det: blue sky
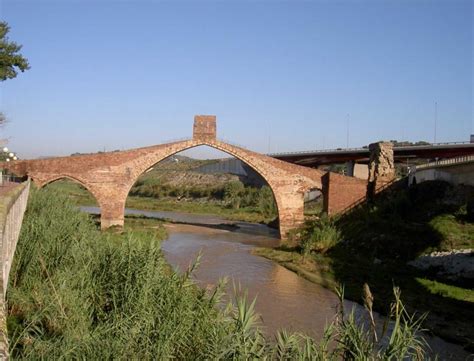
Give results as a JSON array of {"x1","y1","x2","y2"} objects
[{"x1": 0, "y1": 0, "x2": 472, "y2": 159}]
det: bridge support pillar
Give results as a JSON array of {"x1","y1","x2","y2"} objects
[
  {"x1": 346, "y1": 160, "x2": 355, "y2": 177},
  {"x1": 345, "y1": 161, "x2": 369, "y2": 180},
  {"x1": 100, "y1": 199, "x2": 126, "y2": 230},
  {"x1": 277, "y1": 192, "x2": 305, "y2": 242},
  {"x1": 367, "y1": 142, "x2": 395, "y2": 202}
]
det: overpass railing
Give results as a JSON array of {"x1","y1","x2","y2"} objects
[
  {"x1": 269, "y1": 140, "x2": 474, "y2": 157},
  {"x1": 412, "y1": 155, "x2": 474, "y2": 171},
  {"x1": 424, "y1": 141, "x2": 473, "y2": 146},
  {"x1": 269, "y1": 147, "x2": 367, "y2": 157}
]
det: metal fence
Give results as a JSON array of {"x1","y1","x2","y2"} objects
[{"x1": 413, "y1": 154, "x2": 474, "y2": 171}]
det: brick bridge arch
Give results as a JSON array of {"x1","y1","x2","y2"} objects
[
  {"x1": 1, "y1": 116, "x2": 368, "y2": 239},
  {"x1": 124, "y1": 138, "x2": 326, "y2": 236},
  {"x1": 41, "y1": 175, "x2": 101, "y2": 204}
]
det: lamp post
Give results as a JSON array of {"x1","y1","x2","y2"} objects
[
  {"x1": 2, "y1": 147, "x2": 17, "y2": 162},
  {"x1": 1, "y1": 147, "x2": 19, "y2": 185}
]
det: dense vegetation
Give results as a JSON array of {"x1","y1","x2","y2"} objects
[
  {"x1": 47, "y1": 164, "x2": 279, "y2": 224},
  {"x1": 131, "y1": 176, "x2": 277, "y2": 219},
  {"x1": 338, "y1": 180, "x2": 473, "y2": 258},
  {"x1": 255, "y1": 180, "x2": 474, "y2": 348},
  {"x1": 7, "y1": 188, "x2": 431, "y2": 359},
  {"x1": 127, "y1": 156, "x2": 278, "y2": 220},
  {"x1": 299, "y1": 215, "x2": 342, "y2": 257}
]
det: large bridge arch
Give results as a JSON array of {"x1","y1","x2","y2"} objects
[
  {"x1": 121, "y1": 140, "x2": 290, "y2": 236},
  {"x1": 97, "y1": 137, "x2": 321, "y2": 238}
]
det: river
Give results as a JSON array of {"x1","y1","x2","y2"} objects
[{"x1": 82, "y1": 207, "x2": 470, "y2": 360}]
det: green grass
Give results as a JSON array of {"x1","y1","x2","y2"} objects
[
  {"x1": 304, "y1": 198, "x2": 323, "y2": 216},
  {"x1": 429, "y1": 214, "x2": 474, "y2": 250},
  {"x1": 45, "y1": 179, "x2": 98, "y2": 206},
  {"x1": 125, "y1": 196, "x2": 273, "y2": 223},
  {"x1": 416, "y1": 278, "x2": 474, "y2": 303},
  {"x1": 0, "y1": 181, "x2": 29, "y2": 226}
]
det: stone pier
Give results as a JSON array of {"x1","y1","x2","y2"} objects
[{"x1": 367, "y1": 142, "x2": 395, "y2": 201}]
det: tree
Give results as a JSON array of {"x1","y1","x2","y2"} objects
[
  {"x1": 0, "y1": 21, "x2": 29, "y2": 81},
  {"x1": 224, "y1": 181, "x2": 245, "y2": 209},
  {"x1": 0, "y1": 21, "x2": 29, "y2": 132}
]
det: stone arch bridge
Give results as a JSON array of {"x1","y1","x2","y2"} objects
[{"x1": 1, "y1": 116, "x2": 368, "y2": 239}]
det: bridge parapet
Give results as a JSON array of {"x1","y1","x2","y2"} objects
[
  {"x1": 0, "y1": 180, "x2": 30, "y2": 360},
  {"x1": 409, "y1": 155, "x2": 474, "y2": 187},
  {"x1": 413, "y1": 154, "x2": 474, "y2": 171}
]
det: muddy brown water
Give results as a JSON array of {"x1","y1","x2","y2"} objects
[{"x1": 82, "y1": 207, "x2": 471, "y2": 360}]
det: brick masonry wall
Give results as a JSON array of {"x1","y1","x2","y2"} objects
[{"x1": 322, "y1": 172, "x2": 367, "y2": 215}]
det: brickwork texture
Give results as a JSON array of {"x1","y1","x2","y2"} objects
[{"x1": 0, "y1": 116, "x2": 380, "y2": 239}]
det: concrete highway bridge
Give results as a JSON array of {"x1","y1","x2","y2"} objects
[{"x1": 271, "y1": 141, "x2": 474, "y2": 167}]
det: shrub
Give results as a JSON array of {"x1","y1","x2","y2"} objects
[
  {"x1": 224, "y1": 180, "x2": 245, "y2": 209},
  {"x1": 301, "y1": 215, "x2": 341, "y2": 256},
  {"x1": 241, "y1": 187, "x2": 259, "y2": 208}
]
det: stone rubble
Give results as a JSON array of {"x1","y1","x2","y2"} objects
[{"x1": 407, "y1": 249, "x2": 474, "y2": 280}]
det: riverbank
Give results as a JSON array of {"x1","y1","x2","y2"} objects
[
  {"x1": 255, "y1": 180, "x2": 474, "y2": 352},
  {"x1": 253, "y1": 246, "x2": 474, "y2": 348},
  {"x1": 7, "y1": 187, "x2": 440, "y2": 359},
  {"x1": 44, "y1": 178, "x2": 474, "y2": 350},
  {"x1": 8, "y1": 188, "x2": 274, "y2": 359}
]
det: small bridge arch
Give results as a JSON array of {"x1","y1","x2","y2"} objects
[{"x1": 39, "y1": 174, "x2": 102, "y2": 207}]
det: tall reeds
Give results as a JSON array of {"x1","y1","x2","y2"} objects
[{"x1": 7, "y1": 188, "x2": 431, "y2": 360}]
